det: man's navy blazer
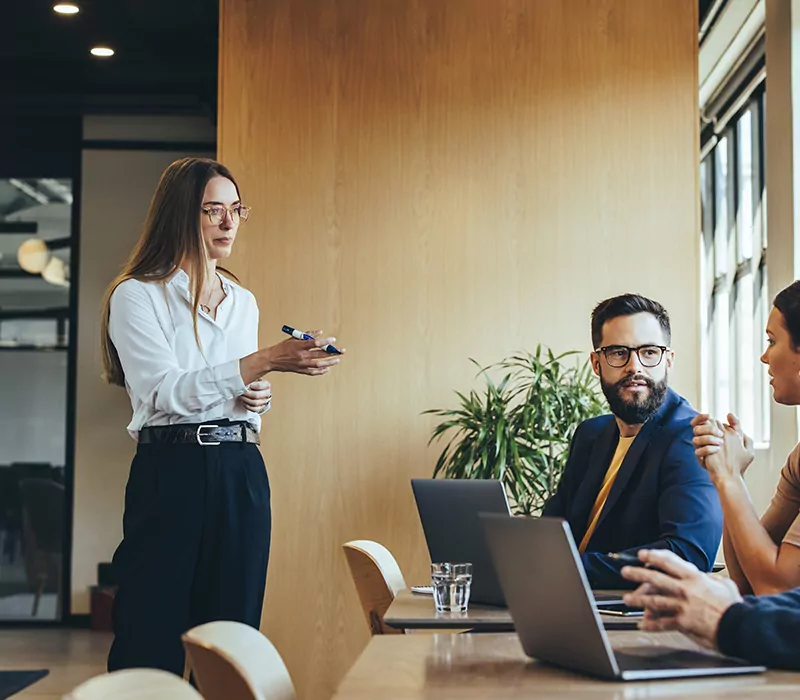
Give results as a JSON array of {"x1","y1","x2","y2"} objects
[{"x1": 542, "y1": 388, "x2": 723, "y2": 589}]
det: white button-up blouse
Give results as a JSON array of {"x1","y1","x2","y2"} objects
[{"x1": 108, "y1": 269, "x2": 264, "y2": 439}]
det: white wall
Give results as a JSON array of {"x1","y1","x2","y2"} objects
[{"x1": 71, "y1": 115, "x2": 214, "y2": 613}]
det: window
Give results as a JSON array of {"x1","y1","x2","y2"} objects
[{"x1": 700, "y1": 89, "x2": 768, "y2": 442}]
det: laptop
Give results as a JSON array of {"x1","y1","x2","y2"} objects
[
  {"x1": 411, "y1": 479, "x2": 623, "y2": 607},
  {"x1": 480, "y1": 513, "x2": 766, "y2": 681},
  {"x1": 412, "y1": 479, "x2": 510, "y2": 605}
]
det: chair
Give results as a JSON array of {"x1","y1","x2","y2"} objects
[
  {"x1": 19, "y1": 478, "x2": 64, "y2": 617},
  {"x1": 63, "y1": 668, "x2": 203, "y2": 699},
  {"x1": 343, "y1": 540, "x2": 407, "y2": 636},
  {"x1": 0, "y1": 468, "x2": 22, "y2": 567},
  {"x1": 182, "y1": 620, "x2": 296, "y2": 700}
]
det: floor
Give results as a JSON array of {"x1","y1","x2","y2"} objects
[
  {"x1": 0, "y1": 628, "x2": 111, "y2": 699},
  {"x1": 0, "y1": 532, "x2": 60, "y2": 622}
]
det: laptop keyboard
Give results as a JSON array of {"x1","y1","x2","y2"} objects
[
  {"x1": 410, "y1": 585, "x2": 434, "y2": 595},
  {"x1": 594, "y1": 593, "x2": 624, "y2": 603},
  {"x1": 614, "y1": 647, "x2": 746, "y2": 671}
]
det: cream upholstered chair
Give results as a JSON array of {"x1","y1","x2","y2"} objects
[
  {"x1": 63, "y1": 668, "x2": 203, "y2": 699},
  {"x1": 343, "y1": 539, "x2": 407, "y2": 636},
  {"x1": 182, "y1": 620, "x2": 295, "y2": 700}
]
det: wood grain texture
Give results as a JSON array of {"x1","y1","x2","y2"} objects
[
  {"x1": 385, "y1": 589, "x2": 515, "y2": 631},
  {"x1": 343, "y1": 541, "x2": 407, "y2": 635},
  {"x1": 384, "y1": 589, "x2": 643, "y2": 632},
  {"x1": 218, "y1": 1, "x2": 699, "y2": 697},
  {"x1": 333, "y1": 632, "x2": 798, "y2": 699}
]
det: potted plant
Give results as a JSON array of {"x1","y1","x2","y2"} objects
[{"x1": 424, "y1": 345, "x2": 605, "y2": 515}]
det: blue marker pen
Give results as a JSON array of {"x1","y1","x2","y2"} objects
[{"x1": 281, "y1": 325, "x2": 342, "y2": 355}]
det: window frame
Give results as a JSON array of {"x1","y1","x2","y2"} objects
[{"x1": 700, "y1": 85, "x2": 769, "y2": 443}]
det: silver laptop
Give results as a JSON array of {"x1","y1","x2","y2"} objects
[{"x1": 480, "y1": 513, "x2": 766, "y2": 681}]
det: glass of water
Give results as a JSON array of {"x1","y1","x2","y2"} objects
[{"x1": 431, "y1": 562, "x2": 472, "y2": 613}]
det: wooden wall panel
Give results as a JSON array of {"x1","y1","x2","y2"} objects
[{"x1": 219, "y1": 1, "x2": 698, "y2": 697}]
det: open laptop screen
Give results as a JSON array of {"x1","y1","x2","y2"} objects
[{"x1": 412, "y1": 479, "x2": 510, "y2": 607}]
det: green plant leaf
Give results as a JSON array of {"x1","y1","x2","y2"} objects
[{"x1": 425, "y1": 345, "x2": 604, "y2": 515}]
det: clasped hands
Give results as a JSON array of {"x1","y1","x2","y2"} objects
[
  {"x1": 239, "y1": 380, "x2": 272, "y2": 414},
  {"x1": 691, "y1": 411, "x2": 755, "y2": 484}
]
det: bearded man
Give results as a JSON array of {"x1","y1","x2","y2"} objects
[{"x1": 542, "y1": 294, "x2": 722, "y2": 588}]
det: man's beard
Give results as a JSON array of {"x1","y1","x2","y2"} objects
[{"x1": 600, "y1": 371, "x2": 669, "y2": 425}]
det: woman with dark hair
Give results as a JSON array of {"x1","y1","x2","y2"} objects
[
  {"x1": 101, "y1": 157, "x2": 343, "y2": 674},
  {"x1": 693, "y1": 280, "x2": 800, "y2": 596}
]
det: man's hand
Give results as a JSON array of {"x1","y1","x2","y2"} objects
[{"x1": 621, "y1": 549, "x2": 743, "y2": 649}]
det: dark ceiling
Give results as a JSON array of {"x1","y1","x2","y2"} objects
[
  {"x1": 7, "y1": 0, "x2": 712, "y2": 123},
  {"x1": 4, "y1": 0, "x2": 218, "y2": 119}
]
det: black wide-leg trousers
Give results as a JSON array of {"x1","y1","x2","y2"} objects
[{"x1": 107, "y1": 437, "x2": 271, "y2": 675}]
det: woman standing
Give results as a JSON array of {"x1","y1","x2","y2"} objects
[{"x1": 101, "y1": 157, "x2": 342, "y2": 674}]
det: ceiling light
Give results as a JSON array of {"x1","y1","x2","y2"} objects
[
  {"x1": 90, "y1": 46, "x2": 115, "y2": 57},
  {"x1": 16, "y1": 237, "x2": 71, "y2": 277},
  {"x1": 17, "y1": 239, "x2": 51, "y2": 274},
  {"x1": 42, "y1": 257, "x2": 70, "y2": 288},
  {"x1": 53, "y1": 3, "x2": 80, "y2": 14}
]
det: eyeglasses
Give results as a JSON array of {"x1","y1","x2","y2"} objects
[
  {"x1": 201, "y1": 204, "x2": 251, "y2": 226},
  {"x1": 594, "y1": 345, "x2": 670, "y2": 368}
]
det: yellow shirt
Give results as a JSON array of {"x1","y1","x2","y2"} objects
[{"x1": 578, "y1": 435, "x2": 635, "y2": 553}]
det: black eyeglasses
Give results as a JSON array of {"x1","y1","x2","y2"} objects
[{"x1": 594, "y1": 345, "x2": 670, "y2": 368}]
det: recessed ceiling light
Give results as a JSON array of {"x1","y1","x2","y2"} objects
[
  {"x1": 53, "y1": 3, "x2": 80, "y2": 14},
  {"x1": 90, "y1": 46, "x2": 115, "y2": 57}
]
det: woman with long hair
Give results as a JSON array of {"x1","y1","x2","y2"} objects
[
  {"x1": 102, "y1": 157, "x2": 343, "y2": 674},
  {"x1": 693, "y1": 280, "x2": 800, "y2": 596}
]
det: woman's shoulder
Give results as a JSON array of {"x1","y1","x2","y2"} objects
[
  {"x1": 785, "y1": 443, "x2": 800, "y2": 481},
  {"x1": 112, "y1": 276, "x2": 161, "y2": 296},
  {"x1": 221, "y1": 275, "x2": 257, "y2": 305},
  {"x1": 788, "y1": 442, "x2": 800, "y2": 462},
  {"x1": 110, "y1": 277, "x2": 167, "y2": 309}
]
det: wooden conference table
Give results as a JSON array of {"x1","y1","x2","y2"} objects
[
  {"x1": 333, "y1": 630, "x2": 800, "y2": 699},
  {"x1": 384, "y1": 589, "x2": 640, "y2": 632}
]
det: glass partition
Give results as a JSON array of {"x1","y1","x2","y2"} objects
[{"x1": 0, "y1": 177, "x2": 72, "y2": 621}]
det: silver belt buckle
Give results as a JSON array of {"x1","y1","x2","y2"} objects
[{"x1": 196, "y1": 424, "x2": 221, "y2": 446}]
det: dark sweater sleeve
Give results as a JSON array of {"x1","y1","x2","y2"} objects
[{"x1": 717, "y1": 587, "x2": 800, "y2": 669}]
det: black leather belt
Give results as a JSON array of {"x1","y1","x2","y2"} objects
[{"x1": 139, "y1": 422, "x2": 260, "y2": 446}]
